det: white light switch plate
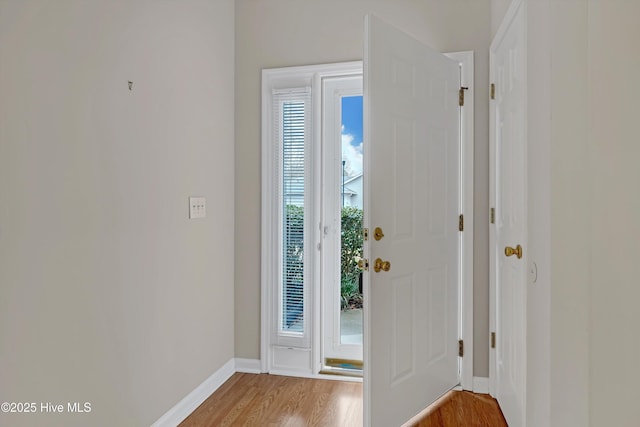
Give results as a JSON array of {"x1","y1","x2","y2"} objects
[{"x1": 189, "y1": 197, "x2": 206, "y2": 219}]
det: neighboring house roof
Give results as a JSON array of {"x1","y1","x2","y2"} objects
[
  {"x1": 343, "y1": 173, "x2": 363, "y2": 186},
  {"x1": 342, "y1": 173, "x2": 363, "y2": 196}
]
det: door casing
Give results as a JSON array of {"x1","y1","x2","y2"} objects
[{"x1": 321, "y1": 74, "x2": 364, "y2": 363}]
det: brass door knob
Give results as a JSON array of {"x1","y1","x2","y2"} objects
[
  {"x1": 374, "y1": 227, "x2": 385, "y2": 241},
  {"x1": 373, "y1": 258, "x2": 391, "y2": 272},
  {"x1": 504, "y1": 245, "x2": 523, "y2": 259}
]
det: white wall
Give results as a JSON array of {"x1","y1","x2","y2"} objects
[
  {"x1": 0, "y1": 1, "x2": 235, "y2": 426},
  {"x1": 235, "y1": 0, "x2": 493, "y2": 377}
]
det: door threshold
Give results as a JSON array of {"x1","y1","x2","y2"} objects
[
  {"x1": 325, "y1": 357, "x2": 363, "y2": 370},
  {"x1": 319, "y1": 367, "x2": 363, "y2": 378},
  {"x1": 321, "y1": 358, "x2": 363, "y2": 378}
]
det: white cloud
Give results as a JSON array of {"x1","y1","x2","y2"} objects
[{"x1": 342, "y1": 133, "x2": 363, "y2": 176}]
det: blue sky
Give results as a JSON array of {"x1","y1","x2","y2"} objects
[{"x1": 341, "y1": 95, "x2": 363, "y2": 177}]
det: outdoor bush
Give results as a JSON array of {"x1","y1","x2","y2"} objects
[
  {"x1": 340, "y1": 207, "x2": 363, "y2": 309},
  {"x1": 283, "y1": 205, "x2": 304, "y2": 327},
  {"x1": 284, "y1": 205, "x2": 364, "y2": 312},
  {"x1": 284, "y1": 204, "x2": 304, "y2": 283}
]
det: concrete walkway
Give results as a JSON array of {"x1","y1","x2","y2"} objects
[{"x1": 340, "y1": 308, "x2": 363, "y2": 345}]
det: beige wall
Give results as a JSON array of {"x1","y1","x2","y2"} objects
[
  {"x1": 547, "y1": 1, "x2": 640, "y2": 425},
  {"x1": 526, "y1": 0, "x2": 553, "y2": 424},
  {"x1": 587, "y1": 1, "x2": 640, "y2": 425},
  {"x1": 235, "y1": 0, "x2": 492, "y2": 377},
  {"x1": 0, "y1": 1, "x2": 235, "y2": 426},
  {"x1": 490, "y1": 0, "x2": 512, "y2": 37},
  {"x1": 549, "y1": 1, "x2": 590, "y2": 425}
]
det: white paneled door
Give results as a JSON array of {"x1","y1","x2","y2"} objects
[
  {"x1": 490, "y1": 0, "x2": 527, "y2": 425},
  {"x1": 364, "y1": 15, "x2": 460, "y2": 427}
]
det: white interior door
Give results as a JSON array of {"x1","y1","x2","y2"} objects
[
  {"x1": 490, "y1": 0, "x2": 527, "y2": 425},
  {"x1": 364, "y1": 15, "x2": 460, "y2": 427}
]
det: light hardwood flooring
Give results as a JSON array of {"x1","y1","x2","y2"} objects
[
  {"x1": 407, "y1": 390, "x2": 508, "y2": 427},
  {"x1": 179, "y1": 373, "x2": 507, "y2": 426}
]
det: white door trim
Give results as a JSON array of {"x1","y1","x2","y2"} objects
[
  {"x1": 321, "y1": 74, "x2": 364, "y2": 363},
  {"x1": 446, "y1": 50, "x2": 475, "y2": 391}
]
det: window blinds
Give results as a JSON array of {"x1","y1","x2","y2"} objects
[{"x1": 273, "y1": 88, "x2": 311, "y2": 335}]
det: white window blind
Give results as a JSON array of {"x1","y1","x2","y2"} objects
[{"x1": 273, "y1": 88, "x2": 311, "y2": 337}]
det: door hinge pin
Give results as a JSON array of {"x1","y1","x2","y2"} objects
[
  {"x1": 490, "y1": 207, "x2": 495, "y2": 224},
  {"x1": 458, "y1": 214, "x2": 464, "y2": 232},
  {"x1": 491, "y1": 332, "x2": 496, "y2": 349},
  {"x1": 459, "y1": 86, "x2": 468, "y2": 107},
  {"x1": 458, "y1": 339, "x2": 464, "y2": 357},
  {"x1": 490, "y1": 83, "x2": 496, "y2": 100}
]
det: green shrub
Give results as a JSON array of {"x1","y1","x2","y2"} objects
[
  {"x1": 284, "y1": 205, "x2": 364, "y2": 311},
  {"x1": 340, "y1": 206, "x2": 363, "y2": 309},
  {"x1": 284, "y1": 204, "x2": 304, "y2": 284}
]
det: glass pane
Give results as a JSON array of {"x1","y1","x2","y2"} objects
[
  {"x1": 340, "y1": 95, "x2": 363, "y2": 345},
  {"x1": 282, "y1": 101, "x2": 305, "y2": 333}
]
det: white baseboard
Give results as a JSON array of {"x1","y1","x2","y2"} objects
[
  {"x1": 151, "y1": 358, "x2": 235, "y2": 427},
  {"x1": 472, "y1": 376, "x2": 489, "y2": 394},
  {"x1": 235, "y1": 358, "x2": 262, "y2": 374}
]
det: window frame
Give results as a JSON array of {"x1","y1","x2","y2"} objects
[
  {"x1": 261, "y1": 62, "x2": 363, "y2": 375},
  {"x1": 277, "y1": 92, "x2": 311, "y2": 340}
]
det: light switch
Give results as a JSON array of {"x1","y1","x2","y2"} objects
[{"x1": 189, "y1": 197, "x2": 206, "y2": 219}]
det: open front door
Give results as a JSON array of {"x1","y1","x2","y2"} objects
[{"x1": 364, "y1": 15, "x2": 460, "y2": 427}]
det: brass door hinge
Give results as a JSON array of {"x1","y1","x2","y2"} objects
[
  {"x1": 363, "y1": 228, "x2": 369, "y2": 241},
  {"x1": 491, "y1": 332, "x2": 496, "y2": 349},
  {"x1": 459, "y1": 214, "x2": 464, "y2": 232},
  {"x1": 458, "y1": 339, "x2": 464, "y2": 357},
  {"x1": 459, "y1": 86, "x2": 469, "y2": 106},
  {"x1": 490, "y1": 207, "x2": 495, "y2": 224},
  {"x1": 490, "y1": 83, "x2": 496, "y2": 100}
]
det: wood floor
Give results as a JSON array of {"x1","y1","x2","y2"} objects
[
  {"x1": 407, "y1": 390, "x2": 508, "y2": 427},
  {"x1": 179, "y1": 373, "x2": 507, "y2": 427}
]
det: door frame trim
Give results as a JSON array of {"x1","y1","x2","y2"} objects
[
  {"x1": 320, "y1": 74, "x2": 365, "y2": 364},
  {"x1": 446, "y1": 50, "x2": 475, "y2": 391}
]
